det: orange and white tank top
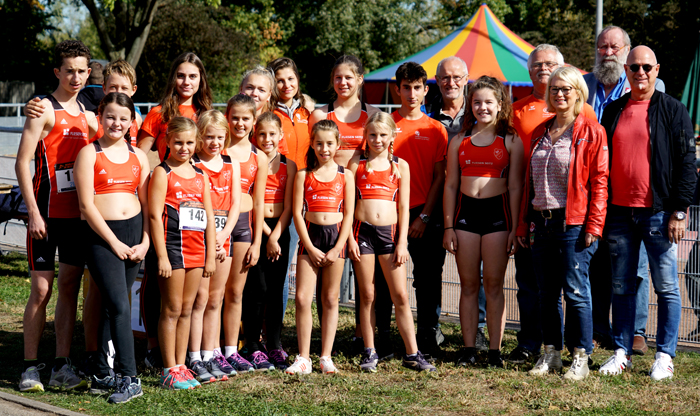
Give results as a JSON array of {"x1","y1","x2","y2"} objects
[
  {"x1": 459, "y1": 135, "x2": 510, "y2": 178},
  {"x1": 238, "y1": 144, "x2": 259, "y2": 195},
  {"x1": 355, "y1": 155, "x2": 400, "y2": 201},
  {"x1": 303, "y1": 165, "x2": 346, "y2": 213},
  {"x1": 192, "y1": 153, "x2": 234, "y2": 232},
  {"x1": 33, "y1": 95, "x2": 91, "y2": 218},
  {"x1": 265, "y1": 154, "x2": 288, "y2": 204},
  {"x1": 326, "y1": 101, "x2": 368, "y2": 151},
  {"x1": 93, "y1": 141, "x2": 141, "y2": 195},
  {"x1": 161, "y1": 162, "x2": 207, "y2": 231}
]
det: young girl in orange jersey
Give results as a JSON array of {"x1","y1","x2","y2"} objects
[
  {"x1": 138, "y1": 52, "x2": 213, "y2": 163},
  {"x1": 241, "y1": 112, "x2": 297, "y2": 370},
  {"x1": 187, "y1": 110, "x2": 241, "y2": 382},
  {"x1": 309, "y1": 55, "x2": 381, "y2": 168},
  {"x1": 148, "y1": 117, "x2": 217, "y2": 389},
  {"x1": 74, "y1": 93, "x2": 150, "y2": 403},
  {"x1": 443, "y1": 76, "x2": 524, "y2": 368},
  {"x1": 347, "y1": 112, "x2": 436, "y2": 373},
  {"x1": 222, "y1": 94, "x2": 269, "y2": 372},
  {"x1": 285, "y1": 120, "x2": 355, "y2": 375}
]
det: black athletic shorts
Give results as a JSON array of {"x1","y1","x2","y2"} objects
[
  {"x1": 230, "y1": 211, "x2": 253, "y2": 248},
  {"x1": 352, "y1": 220, "x2": 396, "y2": 255},
  {"x1": 454, "y1": 192, "x2": 511, "y2": 236},
  {"x1": 298, "y1": 221, "x2": 346, "y2": 259},
  {"x1": 27, "y1": 217, "x2": 86, "y2": 271}
]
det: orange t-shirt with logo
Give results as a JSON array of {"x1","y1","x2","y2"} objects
[
  {"x1": 140, "y1": 104, "x2": 197, "y2": 161},
  {"x1": 391, "y1": 112, "x2": 448, "y2": 209}
]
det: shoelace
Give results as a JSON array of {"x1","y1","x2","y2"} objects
[
  {"x1": 269, "y1": 350, "x2": 286, "y2": 363},
  {"x1": 182, "y1": 368, "x2": 198, "y2": 381},
  {"x1": 251, "y1": 351, "x2": 268, "y2": 365},
  {"x1": 26, "y1": 363, "x2": 46, "y2": 381},
  {"x1": 214, "y1": 354, "x2": 233, "y2": 370},
  {"x1": 571, "y1": 356, "x2": 585, "y2": 371},
  {"x1": 163, "y1": 369, "x2": 178, "y2": 388},
  {"x1": 230, "y1": 353, "x2": 251, "y2": 366}
]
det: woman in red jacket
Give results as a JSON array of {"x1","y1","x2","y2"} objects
[{"x1": 516, "y1": 66, "x2": 608, "y2": 381}]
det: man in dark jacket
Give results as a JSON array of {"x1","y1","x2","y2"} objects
[{"x1": 599, "y1": 46, "x2": 697, "y2": 380}]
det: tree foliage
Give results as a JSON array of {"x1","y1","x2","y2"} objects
[{"x1": 0, "y1": 0, "x2": 53, "y2": 85}]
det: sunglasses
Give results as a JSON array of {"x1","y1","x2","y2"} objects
[{"x1": 628, "y1": 64, "x2": 656, "y2": 73}]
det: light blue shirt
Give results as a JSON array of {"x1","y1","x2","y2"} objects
[{"x1": 593, "y1": 74, "x2": 629, "y2": 122}]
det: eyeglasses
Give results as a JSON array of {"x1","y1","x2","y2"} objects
[
  {"x1": 550, "y1": 86, "x2": 574, "y2": 96},
  {"x1": 439, "y1": 75, "x2": 466, "y2": 84},
  {"x1": 628, "y1": 64, "x2": 656, "y2": 73},
  {"x1": 532, "y1": 61, "x2": 559, "y2": 69},
  {"x1": 597, "y1": 44, "x2": 626, "y2": 54}
]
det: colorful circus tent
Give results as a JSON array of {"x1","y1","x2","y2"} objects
[{"x1": 363, "y1": 3, "x2": 537, "y2": 104}]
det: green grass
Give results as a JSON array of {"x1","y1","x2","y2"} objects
[{"x1": 1, "y1": 251, "x2": 700, "y2": 415}]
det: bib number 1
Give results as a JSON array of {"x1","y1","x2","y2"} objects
[
  {"x1": 179, "y1": 201, "x2": 207, "y2": 231},
  {"x1": 55, "y1": 162, "x2": 76, "y2": 193}
]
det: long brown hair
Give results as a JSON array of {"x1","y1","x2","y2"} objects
[
  {"x1": 159, "y1": 52, "x2": 213, "y2": 124},
  {"x1": 268, "y1": 57, "x2": 306, "y2": 110},
  {"x1": 306, "y1": 120, "x2": 340, "y2": 171},
  {"x1": 462, "y1": 75, "x2": 514, "y2": 137}
]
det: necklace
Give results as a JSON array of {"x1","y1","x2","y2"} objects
[{"x1": 268, "y1": 151, "x2": 279, "y2": 170}]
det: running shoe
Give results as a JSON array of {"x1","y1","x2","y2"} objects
[
  {"x1": 108, "y1": 375, "x2": 143, "y2": 404},
  {"x1": 19, "y1": 363, "x2": 45, "y2": 392},
  {"x1": 89, "y1": 372, "x2": 117, "y2": 395},
  {"x1": 285, "y1": 355, "x2": 312, "y2": 375},
  {"x1": 488, "y1": 350, "x2": 504, "y2": 369},
  {"x1": 359, "y1": 349, "x2": 379, "y2": 373},
  {"x1": 650, "y1": 352, "x2": 674, "y2": 381},
  {"x1": 456, "y1": 347, "x2": 478, "y2": 367},
  {"x1": 226, "y1": 352, "x2": 254, "y2": 373},
  {"x1": 49, "y1": 361, "x2": 87, "y2": 390},
  {"x1": 320, "y1": 356, "x2": 338, "y2": 374},
  {"x1": 506, "y1": 346, "x2": 538, "y2": 364},
  {"x1": 528, "y1": 345, "x2": 562, "y2": 376},
  {"x1": 268, "y1": 349, "x2": 289, "y2": 370},
  {"x1": 247, "y1": 351, "x2": 275, "y2": 371},
  {"x1": 599, "y1": 348, "x2": 632, "y2": 376},
  {"x1": 160, "y1": 367, "x2": 192, "y2": 390},
  {"x1": 402, "y1": 351, "x2": 437, "y2": 372},
  {"x1": 213, "y1": 351, "x2": 237, "y2": 377},
  {"x1": 145, "y1": 348, "x2": 163, "y2": 369},
  {"x1": 190, "y1": 360, "x2": 216, "y2": 384},
  {"x1": 563, "y1": 348, "x2": 589, "y2": 381},
  {"x1": 205, "y1": 358, "x2": 229, "y2": 381},
  {"x1": 180, "y1": 365, "x2": 201, "y2": 388}
]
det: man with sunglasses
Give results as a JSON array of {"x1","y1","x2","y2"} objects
[
  {"x1": 598, "y1": 46, "x2": 696, "y2": 381},
  {"x1": 584, "y1": 26, "x2": 665, "y2": 356}
]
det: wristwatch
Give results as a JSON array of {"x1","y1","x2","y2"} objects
[
  {"x1": 674, "y1": 211, "x2": 687, "y2": 221},
  {"x1": 419, "y1": 213, "x2": 430, "y2": 224}
]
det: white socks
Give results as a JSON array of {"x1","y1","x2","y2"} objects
[
  {"x1": 188, "y1": 351, "x2": 202, "y2": 363},
  {"x1": 202, "y1": 350, "x2": 214, "y2": 362},
  {"x1": 224, "y1": 346, "x2": 238, "y2": 358}
]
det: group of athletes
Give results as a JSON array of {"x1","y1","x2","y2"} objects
[{"x1": 16, "y1": 35, "x2": 540, "y2": 403}]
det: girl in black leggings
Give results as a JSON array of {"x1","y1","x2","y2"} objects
[{"x1": 74, "y1": 93, "x2": 151, "y2": 403}]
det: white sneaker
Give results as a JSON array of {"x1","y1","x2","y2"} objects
[
  {"x1": 285, "y1": 356, "x2": 312, "y2": 375},
  {"x1": 528, "y1": 345, "x2": 562, "y2": 376},
  {"x1": 563, "y1": 348, "x2": 589, "y2": 381},
  {"x1": 319, "y1": 356, "x2": 338, "y2": 374},
  {"x1": 19, "y1": 364, "x2": 45, "y2": 392},
  {"x1": 650, "y1": 352, "x2": 674, "y2": 381},
  {"x1": 599, "y1": 348, "x2": 632, "y2": 376},
  {"x1": 49, "y1": 361, "x2": 87, "y2": 390}
]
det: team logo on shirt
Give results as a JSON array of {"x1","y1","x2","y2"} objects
[
  {"x1": 132, "y1": 165, "x2": 140, "y2": 177},
  {"x1": 195, "y1": 178, "x2": 203, "y2": 190},
  {"x1": 250, "y1": 164, "x2": 257, "y2": 176},
  {"x1": 494, "y1": 148, "x2": 504, "y2": 160},
  {"x1": 99, "y1": 169, "x2": 107, "y2": 174},
  {"x1": 334, "y1": 183, "x2": 342, "y2": 195},
  {"x1": 60, "y1": 119, "x2": 68, "y2": 125},
  {"x1": 280, "y1": 176, "x2": 287, "y2": 186},
  {"x1": 223, "y1": 170, "x2": 231, "y2": 181}
]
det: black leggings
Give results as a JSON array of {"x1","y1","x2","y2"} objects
[
  {"x1": 242, "y1": 217, "x2": 290, "y2": 351},
  {"x1": 141, "y1": 248, "x2": 161, "y2": 341},
  {"x1": 86, "y1": 214, "x2": 142, "y2": 377}
]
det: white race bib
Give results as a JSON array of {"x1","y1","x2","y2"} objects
[
  {"x1": 179, "y1": 201, "x2": 206, "y2": 231},
  {"x1": 55, "y1": 162, "x2": 76, "y2": 193},
  {"x1": 213, "y1": 209, "x2": 229, "y2": 232}
]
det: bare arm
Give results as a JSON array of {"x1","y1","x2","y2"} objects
[
  {"x1": 267, "y1": 161, "x2": 297, "y2": 261},
  {"x1": 506, "y1": 133, "x2": 524, "y2": 255},
  {"x1": 442, "y1": 136, "x2": 462, "y2": 254},
  {"x1": 131, "y1": 148, "x2": 151, "y2": 262},
  {"x1": 326, "y1": 170, "x2": 355, "y2": 264},
  {"x1": 245, "y1": 151, "x2": 269, "y2": 268},
  {"x1": 202, "y1": 174, "x2": 217, "y2": 277},
  {"x1": 393, "y1": 159, "x2": 411, "y2": 265},
  {"x1": 148, "y1": 167, "x2": 170, "y2": 278}
]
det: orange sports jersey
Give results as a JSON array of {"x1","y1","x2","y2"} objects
[
  {"x1": 303, "y1": 166, "x2": 346, "y2": 212},
  {"x1": 192, "y1": 153, "x2": 234, "y2": 212},
  {"x1": 92, "y1": 120, "x2": 139, "y2": 146},
  {"x1": 93, "y1": 141, "x2": 141, "y2": 195},
  {"x1": 237, "y1": 144, "x2": 259, "y2": 195},
  {"x1": 355, "y1": 155, "x2": 400, "y2": 201},
  {"x1": 326, "y1": 101, "x2": 368, "y2": 151},
  {"x1": 160, "y1": 161, "x2": 206, "y2": 269},
  {"x1": 265, "y1": 154, "x2": 288, "y2": 204},
  {"x1": 512, "y1": 94, "x2": 597, "y2": 155},
  {"x1": 391, "y1": 112, "x2": 448, "y2": 209},
  {"x1": 140, "y1": 104, "x2": 197, "y2": 161},
  {"x1": 459, "y1": 135, "x2": 509, "y2": 178},
  {"x1": 275, "y1": 106, "x2": 311, "y2": 169},
  {"x1": 33, "y1": 95, "x2": 91, "y2": 219}
]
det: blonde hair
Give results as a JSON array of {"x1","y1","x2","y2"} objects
[
  {"x1": 102, "y1": 59, "x2": 137, "y2": 88},
  {"x1": 545, "y1": 66, "x2": 589, "y2": 117},
  {"x1": 363, "y1": 112, "x2": 400, "y2": 179},
  {"x1": 239, "y1": 66, "x2": 278, "y2": 113},
  {"x1": 196, "y1": 110, "x2": 230, "y2": 152},
  {"x1": 166, "y1": 117, "x2": 198, "y2": 143}
]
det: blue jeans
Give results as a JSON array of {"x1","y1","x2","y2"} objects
[
  {"x1": 514, "y1": 247, "x2": 543, "y2": 352},
  {"x1": 635, "y1": 243, "x2": 650, "y2": 337},
  {"x1": 607, "y1": 206, "x2": 681, "y2": 358},
  {"x1": 531, "y1": 220, "x2": 596, "y2": 354}
]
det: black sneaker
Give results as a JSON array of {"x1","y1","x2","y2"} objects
[
  {"x1": 376, "y1": 331, "x2": 394, "y2": 362},
  {"x1": 144, "y1": 348, "x2": 163, "y2": 369},
  {"x1": 457, "y1": 347, "x2": 478, "y2": 366},
  {"x1": 506, "y1": 346, "x2": 537, "y2": 364},
  {"x1": 488, "y1": 349, "x2": 504, "y2": 368},
  {"x1": 89, "y1": 372, "x2": 116, "y2": 395},
  {"x1": 359, "y1": 348, "x2": 379, "y2": 373},
  {"x1": 108, "y1": 375, "x2": 143, "y2": 404},
  {"x1": 268, "y1": 349, "x2": 289, "y2": 370},
  {"x1": 475, "y1": 328, "x2": 489, "y2": 352},
  {"x1": 402, "y1": 351, "x2": 436, "y2": 372}
]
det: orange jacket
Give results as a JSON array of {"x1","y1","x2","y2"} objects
[
  {"x1": 274, "y1": 106, "x2": 310, "y2": 169},
  {"x1": 517, "y1": 113, "x2": 609, "y2": 238}
]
